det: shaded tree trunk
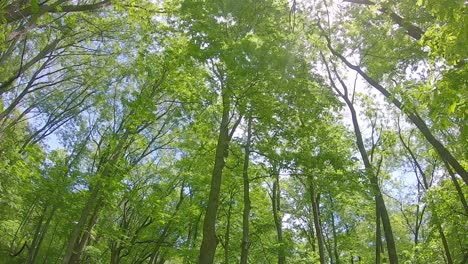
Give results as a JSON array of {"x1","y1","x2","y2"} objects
[
  {"x1": 310, "y1": 181, "x2": 326, "y2": 264},
  {"x1": 240, "y1": 111, "x2": 252, "y2": 264},
  {"x1": 271, "y1": 165, "x2": 285, "y2": 264},
  {"x1": 62, "y1": 185, "x2": 101, "y2": 264},
  {"x1": 376, "y1": 203, "x2": 382, "y2": 264},
  {"x1": 223, "y1": 193, "x2": 233, "y2": 264},
  {"x1": 198, "y1": 83, "x2": 235, "y2": 263},
  {"x1": 437, "y1": 221, "x2": 453, "y2": 264},
  {"x1": 68, "y1": 204, "x2": 100, "y2": 264},
  {"x1": 329, "y1": 198, "x2": 340, "y2": 264}
]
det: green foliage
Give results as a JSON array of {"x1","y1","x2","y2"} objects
[{"x1": 0, "y1": 0, "x2": 465, "y2": 263}]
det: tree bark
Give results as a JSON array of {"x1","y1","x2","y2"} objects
[
  {"x1": 310, "y1": 181, "x2": 326, "y2": 264},
  {"x1": 198, "y1": 86, "x2": 232, "y2": 264},
  {"x1": 62, "y1": 185, "x2": 100, "y2": 264},
  {"x1": 29, "y1": 206, "x2": 56, "y2": 264},
  {"x1": 240, "y1": 111, "x2": 252, "y2": 264},
  {"x1": 432, "y1": 209, "x2": 453, "y2": 264},
  {"x1": 271, "y1": 165, "x2": 285, "y2": 264},
  {"x1": 376, "y1": 204, "x2": 382, "y2": 264},
  {"x1": 27, "y1": 206, "x2": 47, "y2": 264},
  {"x1": 223, "y1": 194, "x2": 233, "y2": 264}
]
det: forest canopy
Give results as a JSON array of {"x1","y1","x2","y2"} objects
[{"x1": 0, "y1": 0, "x2": 466, "y2": 263}]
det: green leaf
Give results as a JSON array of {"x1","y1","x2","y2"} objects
[
  {"x1": 31, "y1": 0, "x2": 40, "y2": 14},
  {"x1": 448, "y1": 102, "x2": 456, "y2": 114}
]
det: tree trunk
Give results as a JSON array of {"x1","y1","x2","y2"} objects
[
  {"x1": 198, "y1": 87, "x2": 232, "y2": 264},
  {"x1": 30, "y1": 206, "x2": 56, "y2": 264},
  {"x1": 432, "y1": 212, "x2": 453, "y2": 264},
  {"x1": 223, "y1": 194, "x2": 233, "y2": 264},
  {"x1": 69, "y1": 204, "x2": 100, "y2": 264},
  {"x1": 322, "y1": 57, "x2": 399, "y2": 264},
  {"x1": 110, "y1": 243, "x2": 122, "y2": 264},
  {"x1": 376, "y1": 202, "x2": 382, "y2": 264},
  {"x1": 240, "y1": 111, "x2": 252, "y2": 264},
  {"x1": 310, "y1": 181, "x2": 326, "y2": 264},
  {"x1": 185, "y1": 212, "x2": 202, "y2": 264},
  {"x1": 62, "y1": 185, "x2": 100, "y2": 264},
  {"x1": 271, "y1": 166, "x2": 285, "y2": 264},
  {"x1": 27, "y1": 206, "x2": 47, "y2": 264},
  {"x1": 329, "y1": 198, "x2": 340, "y2": 264}
]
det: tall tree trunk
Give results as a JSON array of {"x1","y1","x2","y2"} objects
[
  {"x1": 62, "y1": 185, "x2": 100, "y2": 264},
  {"x1": 322, "y1": 56, "x2": 399, "y2": 264},
  {"x1": 329, "y1": 198, "x2": 340, "y2": 264},
  {"x1": 69, "y1": 204, "x2": 100, "y2": 264},
  {"x1": 240, "y1": 111, "x2": 252, "y2": 264},
  {"x1": 150, "y1": 185, "x2": 185, "y2": 264},
  {"x1": 271, "y1": 166, "x2": 285, "y2": 264},
  {"x1": 437, "y1": 222, "x2": 453, "y2": 264},
  {"x1": 27, "y1": 206, "x2": 47, "y2": 264},
  {"x1": 198, "y1": 86, "x2": 232, "y2": 264},
  {"x1": 29, "y1": 206, "x2": 56, "y2": 264},
  {"x1": 376, "y1": 202, "x2": 382, "y2": 264},
  {"x1": 42, "y1": 219, "x2": 59, "y2": 264},
  {"x1": 110, "y1": 243, "x2": 122, "y2": 264},
  {"x1": 223, "y1": 194, "x2": 233, "y2": 264},
  {"x1": 310, "y1": 181, "x2": 326, "y2": 264},
  {"x1": 185, "y1": 211, "x2": 202, "y2": 264}
]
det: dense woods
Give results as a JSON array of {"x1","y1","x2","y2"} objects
[{"x1": 0, "y1": 0, "x2": 466, "y2": 263}]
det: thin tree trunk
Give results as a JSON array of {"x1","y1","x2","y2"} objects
[
  {"x1": 435, "y1": 213, "x2": 453, "y2": 264},
  {"x1": 185, "y1": 212, "x2": 202, "y2": 264},
  {"x1": 110, "y1": 242, "x2": 122, "y2": 264},
  {"x1": 322, "y1": 55, "x2": 399, "y2": 264},
  {"x1": 376, "y1": 202, "x2": 382, "y2": 264},
  {"x1": 42, "y1": 219, "x2": 59, "y2": 264},
  {"x1": 150, "y1": 185, "x2": 185, "y2": 264},
  {"x1": 62, "y1": 185, "x2": 100, "y2": 264},
  {"x1": 397, "y1": 126, "x2": 457, "y2": 262},
  {"x1": 443, "y1": 161, "x2": 468, "y2": 215},
  {"x1": 10, "y1": 202, "x2": 36, "y2": 256},
  {"x1": 198, "y1": 86, "x2": 232, "y2": 264},
  {"x1": 271, "y1": 166, "x2": 285, "y2": 264},
  {"x1": 329, "y1": 198, "x2": 340, "y2": 264},
  {"x1": 240, "y1": 110, "x2": 252, "y2": 264},
  {"x1": 27, "y1": 206, "x2": 47, "y2": 264},
  {"x1": 223, "y1": 194, "x2": 233, "y2": 264},
  {"x1": 310, "y1": 181, "x2": 326, "y2": 264},
  {"x1": 29, "y1": 207, "x2": 56, "y2": 264}
]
